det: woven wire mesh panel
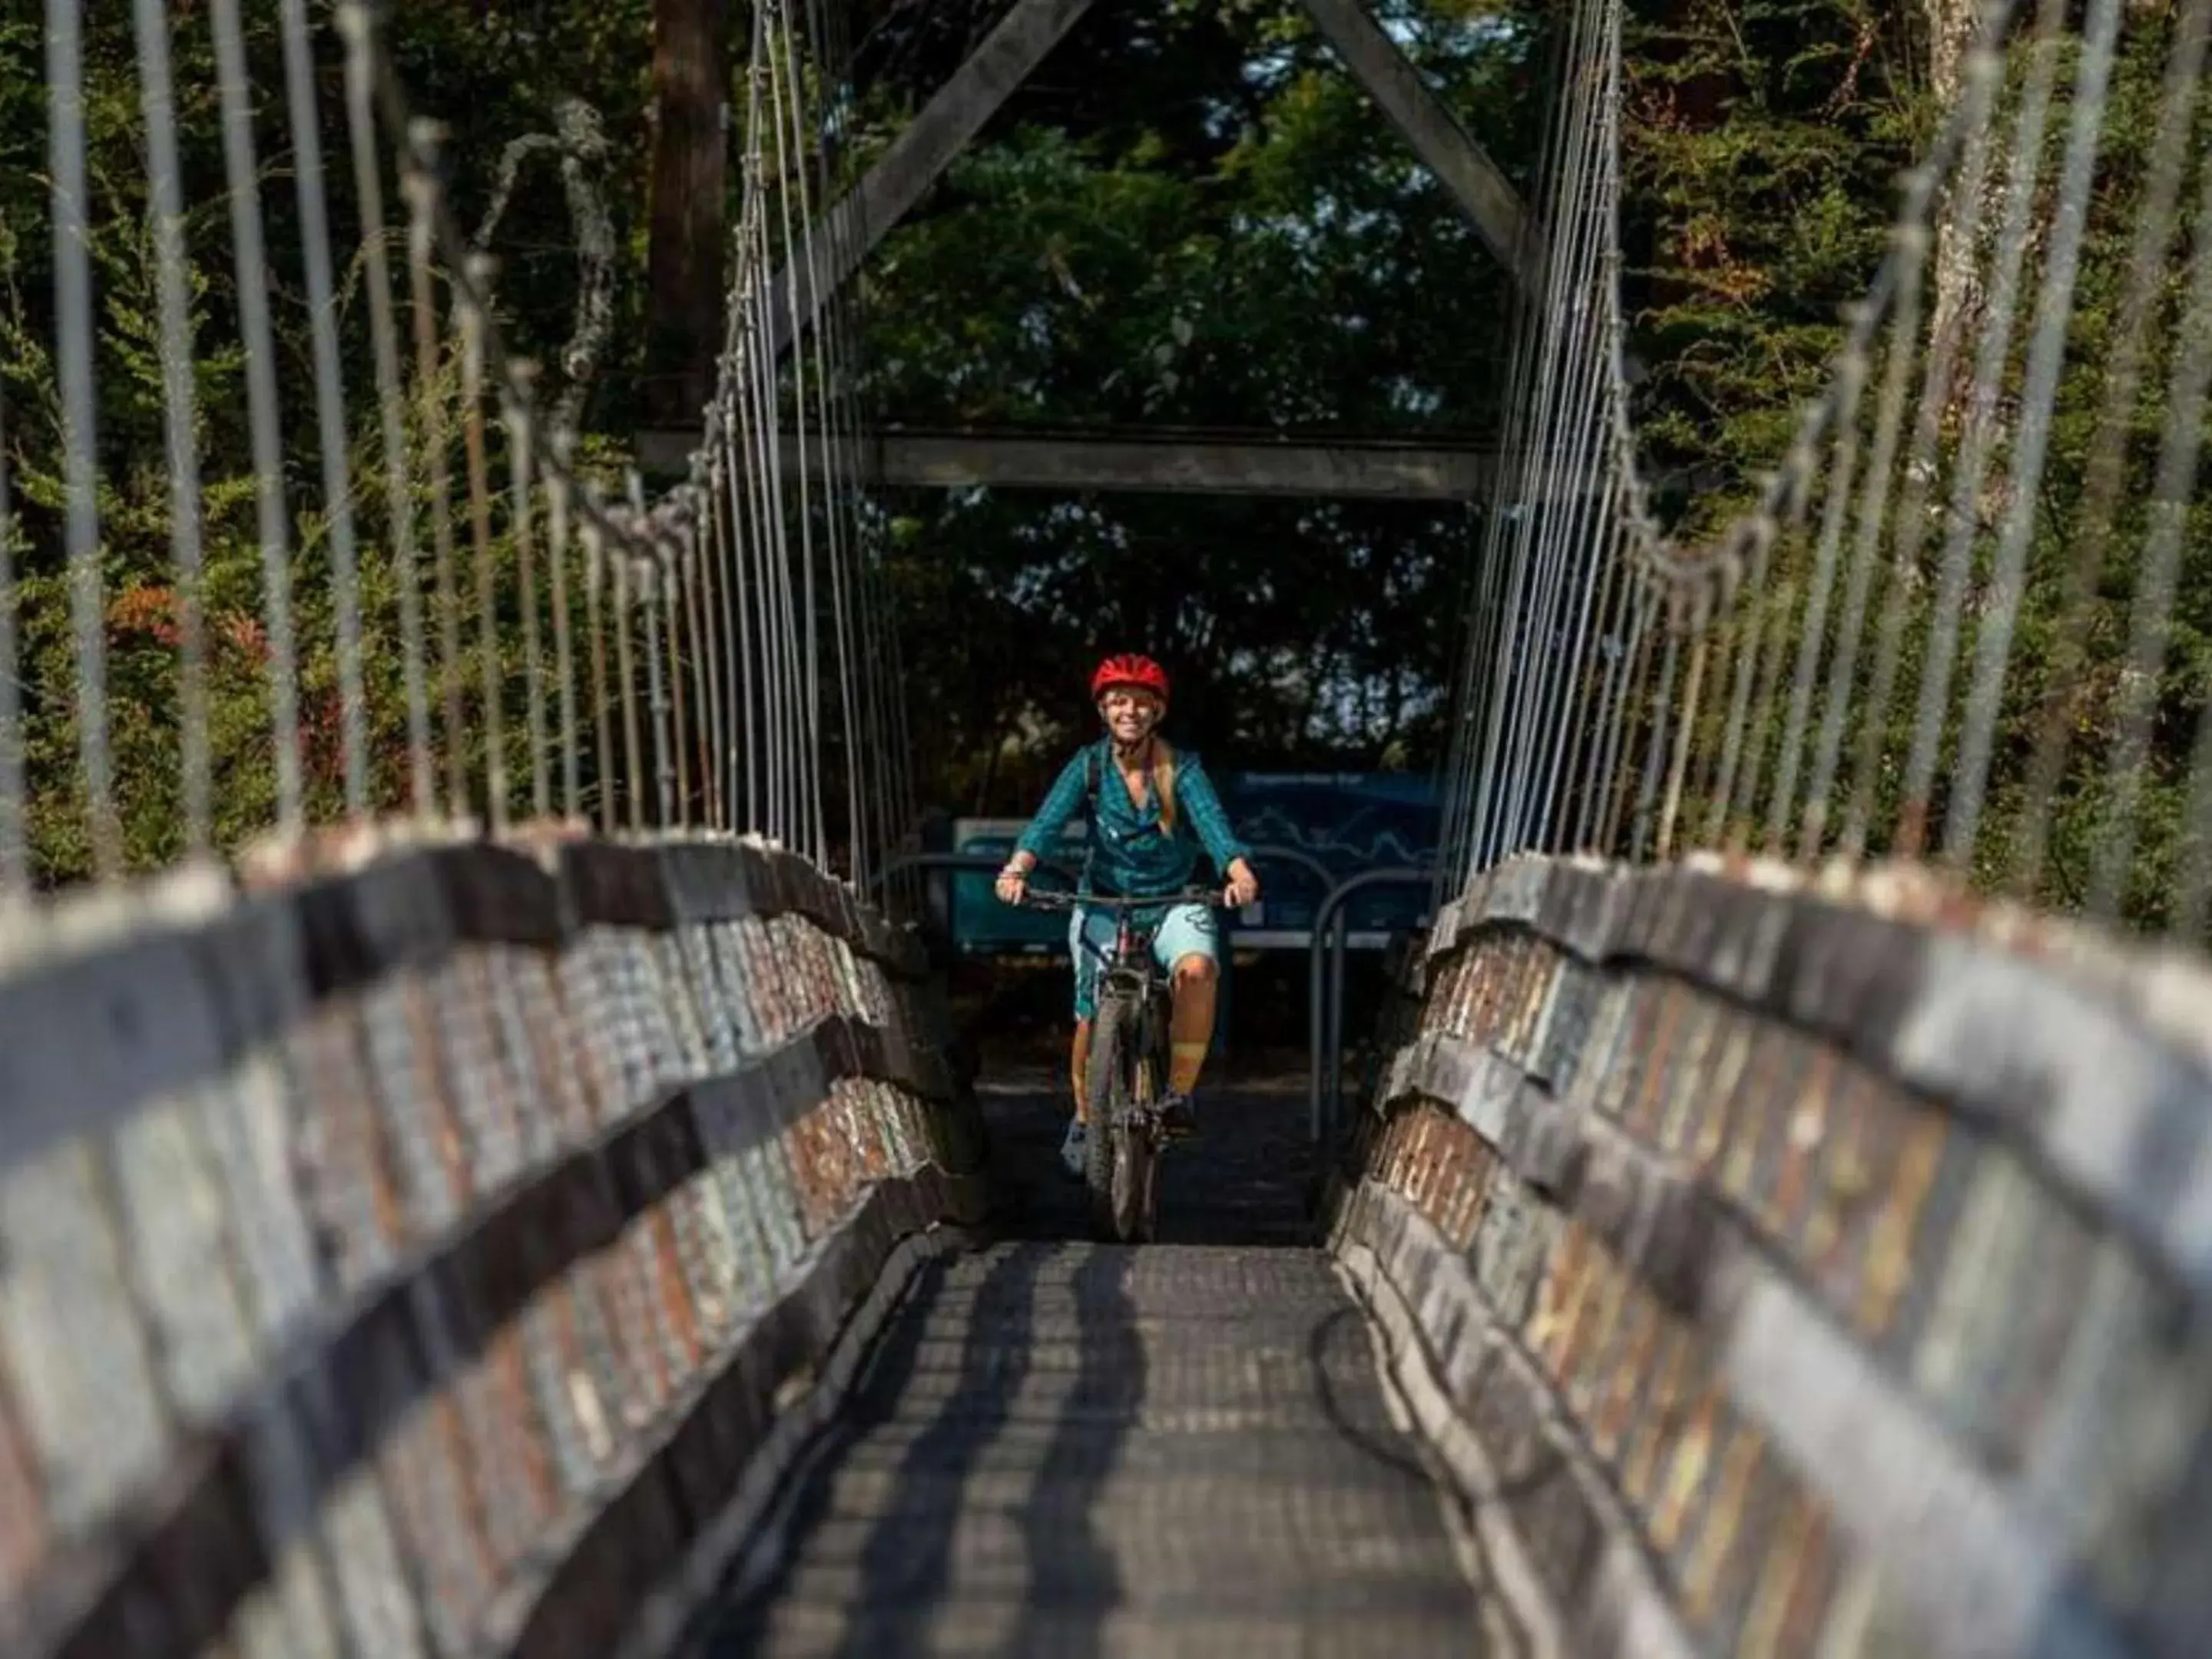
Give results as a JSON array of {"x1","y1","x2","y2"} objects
[
  {"x1": 0, "y1": 842, "x2": 974, "y2": 1659},
  {"x1": 0, "y1": 0, "x2": 955, "y2": 1643},
  {"x1": 1365, "y1": 856, "x2": 2212, "y2": 1655}
]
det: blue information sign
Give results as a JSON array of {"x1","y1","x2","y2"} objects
[
  {"x1": 947, "y1": 819, "x2": 1085, "y2": 955},
  {"x1": 1221, "y1": 771, "x2": 1438, "y2": 939}
]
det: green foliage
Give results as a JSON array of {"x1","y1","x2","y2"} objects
[
  {"x1": 1641, "y1": 9, "x2": 2212, "y2": 932},
  {"x1": 41, "y1": 0, "x2": 2175, "y2": 907},
  {"x1": 0, "y1": 0, "x2": 644, "y2": 882},
  {"x1": 851, "y1": 0, "x2": 1549, "y2": 810},
  {"x1": 1621, "y1": 0, "x2": 1930, "y2": 535}
]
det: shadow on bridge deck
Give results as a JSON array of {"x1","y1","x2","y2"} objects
[
  {"x1": 694, "y1": 1081, "x2": 1498, "y2": 1656},
  {"x1": 975, "y1": 1071, "x2": 1325, "y2": 1248}
]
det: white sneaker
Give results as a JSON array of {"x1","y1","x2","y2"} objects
[{"x1": 1059, "y1": 1118, "x2": 1088, "y2": 1179}]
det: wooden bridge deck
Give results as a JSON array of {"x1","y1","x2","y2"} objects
[{"x1": 695, "y1": 1084, "x2": 1495, "y2": 1657}]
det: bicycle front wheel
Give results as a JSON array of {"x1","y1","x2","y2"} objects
[
  {"x1": 1104, "y1": 993, "x2": 1166, "y2": 1244},
  {"x1": 1084, "y1": 990, "x2": 1136, "y2": 1239},
  {"x1": 1112, "y1": 1114, "x2": 1158, "y2": 1243}
]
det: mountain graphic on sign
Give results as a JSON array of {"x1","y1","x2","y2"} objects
[{"x1": 1233, "y1": 806, "x2": 1435, "y2": 869}]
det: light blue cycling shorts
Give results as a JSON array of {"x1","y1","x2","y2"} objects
[{"x1": 1069, "y1": 902, "x2": 1218, "y2": 1022}]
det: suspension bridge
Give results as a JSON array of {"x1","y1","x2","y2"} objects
[{"x1": 3, "y1": 0, "x2": 2211, "y2": 1654}]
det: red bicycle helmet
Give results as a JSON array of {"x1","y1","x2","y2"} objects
[{"x1": 1091, "y1": 653, "x2": 1170, "y2": 704}]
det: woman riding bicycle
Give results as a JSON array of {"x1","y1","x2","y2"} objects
[{"x1": 995, "y1": 654, "x2": 1263, "y2": 1177}]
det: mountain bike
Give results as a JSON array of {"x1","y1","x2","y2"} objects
[{"x1": 1015, "y1": 886, "x2": 1222, "y2": 1243}]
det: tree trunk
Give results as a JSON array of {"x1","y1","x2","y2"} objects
[
  {"x1": 644, "y1": 0, "x2": 732, "y2": 430},
  {"x1": 1924, "y1": 0, "x2": 1984, "y2": 410},
  {"x1": 1925, "y1": 0, "x2": 1976, "y2": 104}
]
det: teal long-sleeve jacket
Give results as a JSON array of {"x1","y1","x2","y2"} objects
[{"x1": 1015, "y1": 739, "x2": 1251, "y2": 899}]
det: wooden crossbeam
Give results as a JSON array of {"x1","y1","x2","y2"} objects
[{"x1": 637, "y1": 427, "x2": 1506, "y2": 500}]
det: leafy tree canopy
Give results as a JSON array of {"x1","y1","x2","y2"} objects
[
  {"x1": 831, "y1": 0, "x2": 1549, "y2": 810},
  {"x1": 0, "y1": 0, "x2": 1929, "y2": 870}
]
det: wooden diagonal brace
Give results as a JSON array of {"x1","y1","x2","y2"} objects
[
  {"x1": 764, "y1": 0, "x2": 1099, "y2": 358},
  {"x1": 1296, "y1": 0, "x2": 1539, "y2": 293}
]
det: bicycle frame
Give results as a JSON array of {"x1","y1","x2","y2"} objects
[
  {"x1": 1015, "y1": 886, "x2": 1223, "y2": 1241},
  {"x1": 1087, "y1": 909, "x2": 1172, "y2": 1025},
  {"x1": 1041, "y1": 888, "x2": 1220, "y2": 1065}
]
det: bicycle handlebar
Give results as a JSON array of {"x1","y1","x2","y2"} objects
[{"x1": 1012, "y1": 885, "x2": 1226, "y2": 913}]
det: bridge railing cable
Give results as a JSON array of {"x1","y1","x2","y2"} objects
[
  {"x1": 1373, "y1": 12, "x2": 2212, "y2": 1649},
  {"x1": 0, "y1": 2, "x2": 975, "y2": 1655},
  {"x1": 1445, "y1": 0, "x2": 2212, "y2": 948},
  {"x1": 5, "y1": 0, "x2": 918, "y2": 896}
]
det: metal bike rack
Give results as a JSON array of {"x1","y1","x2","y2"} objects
[
  {"x1": 1237, "y1": 843, "x2": 1336, "y2": 900},
  {"x1": 1216, "y1": 843, "x2": 1336, "y2": 1062},
  {"x1": 1306, "y1": 867, "x2": 1434, "y2": 1144}
]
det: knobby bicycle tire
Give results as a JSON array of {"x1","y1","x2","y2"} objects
[
  {"x1": 1084, "y1": 990, "x2": 1132, "y2": 1238},
  {"x1": 1084, "y1": 988, "x2": 1162, "y2": 1243},
  {"x1": 1114, "y1": 1046, "x2": 1158, "y2": 1244}
]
